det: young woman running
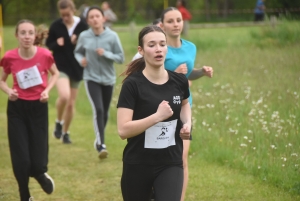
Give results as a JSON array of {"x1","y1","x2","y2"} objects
[
  {"x1": 0, "y1": 19, "x2": 59, "y2": 201},
  {"x1": 46, "y1": 0, "x2": 88, "y2": 144},
  {"x1": 160, "y1": 7, "x2": 213, "y2": 201},
  {"x1": 117, "y1": 25, "x2": 191, "y2": 201},
  {"x1": 74, "y1": 6, "x2": 124, "y2": 159}
]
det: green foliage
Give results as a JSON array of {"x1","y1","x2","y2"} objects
[
  {"x1": 1, "y1": 25, "x2": 300, "y2": 200},
  {"x1": 250, "y1": 20, "x2": 300, "y2": 47},
  {"x1": 2, "y1": 0, "x2": 300, "y2": 24},
  {"x1": 188, "y1": 24, "x2": 300, "y2": 194}
]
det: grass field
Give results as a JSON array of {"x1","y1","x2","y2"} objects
[{"x1": 0, "y1": 21, "x2": 300, "y2": 200}]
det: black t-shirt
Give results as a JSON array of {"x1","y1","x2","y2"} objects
[
  {"x1": 117, "y1": 70, "x2": 190, "y2": 165},
  {"x1": 46, "y1": 18, "x2": 88, "y2": 81}
]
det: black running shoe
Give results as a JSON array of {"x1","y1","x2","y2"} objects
[
  {"x1": 34, "y1": 173, "x2": 55, "y2": 194},
  {"x1": 62, "y1": 133, "x2": 72, "y2": 144},
  {"x1": 94, "y1": 140, "x2": 108, "y2": 159},
  {"x1": 53, "y1": 122, "x2": 62, "y2": 139}
]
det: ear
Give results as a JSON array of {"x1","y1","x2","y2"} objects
[
  {"x1": 137, "y1": 46, "x2": 143, "y2": 56},
  {"x1": 159, "y1": 23, "x2": 164, "y2": 31}
]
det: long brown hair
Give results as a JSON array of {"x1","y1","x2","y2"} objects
[{"x1": 121, "y1": 25, "x2": 166, "y2": 82}]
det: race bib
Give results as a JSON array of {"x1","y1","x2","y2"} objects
[
  {"x1": 16, "y1": 65, "x2": 43, "y2": 89},
  {"x1": 144, "y1": 119, "x2": 177, "y2": 149}
]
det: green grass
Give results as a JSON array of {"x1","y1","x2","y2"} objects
[{"x1": 1, "y1": 21, "x2": 300, "y2": 200}]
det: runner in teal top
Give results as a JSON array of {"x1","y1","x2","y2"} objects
[
  {"x1": 164, "y1": 38, "x2": 196, "y2": 106},
  {"x1": 160, "y1": 7, "x2": 213, "y2": 201}
]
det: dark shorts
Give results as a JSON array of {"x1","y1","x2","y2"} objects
[{"x1": 59, "y1": 71, "x2": 81, "y2": 89}]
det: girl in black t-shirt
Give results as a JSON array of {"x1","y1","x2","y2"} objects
[{"x1": 117, "y1": 25, "x2": 191, "y2": 201}]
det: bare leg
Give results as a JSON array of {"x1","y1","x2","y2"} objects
[
  {"x1": 55, "y1": 78, "x2": 70, "y2": 122},
  {"x1": 181, "y1": 140, "x2": 190, "y2": 201},
  {"x1": 62, "y1": 88, "x2": 79, "y2": 133}
]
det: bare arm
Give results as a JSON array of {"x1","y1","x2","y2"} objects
[
  {"x1": 180, "y1": 99, "x2": 192, "y2": 140},
  {"x1": 117, "y1": 101, "x2": 173, "y2": 140},
  {"x1": 40, "y1": 64, "x2": 59, "y2": 102},
  {"x1": 0, "y1": 69, "x2": 18, "y2": 101}
]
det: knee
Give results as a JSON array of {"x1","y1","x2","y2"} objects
[
  {"x1": 66, "y1": 100, "x2": 76, "y2": 111},
  {"x1": 58, "y1": 94, "x2": 69, "y2": 104},
  {"x1": 94, "y1": 106, "x2": 104, "y2": 116},
  {"x1": 13, "y1": 159, "x2": 30, "y2": 174}
]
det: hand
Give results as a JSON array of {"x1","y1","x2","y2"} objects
[
  {"x1": 8, "y1": 89, "x2": 18, "y2": 101},
  {"x1": 188, "y1": 80, "x2": 192, "y2": 87},
  {"x1": 71, "y1": 34, "x2": 77, "y2": 44},
  {"x1": 180, "y1": 123, "x2": 191, "y2": 140},
  {"x1": 40, "y1": 90, "x2": 49, "y2": 103},
  {"x1": 57, "y1": 37, "x2": 64, "y2": 46},
  {"x1": 96, "y1": 48, "x2": 105, "y2": 56},
  {"x1": 202, "y1": 66, "x2": 213, "y2": 78},
  {"x1": 156, "y1": 100, "x2": 173, "y2": 121},
  {"x1": 81, "y1": 57, "x2": 87, "y2": 67},
  {"x1": 175, "y1": 63, "x2": 188, "y2": 74}
]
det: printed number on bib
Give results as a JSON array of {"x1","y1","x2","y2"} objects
[
  {"x1": 16, "y1": 65, "x2": 43, "y2": 89},
  {"x1": 144, "y1": 119, "x2": 177, "y2": 149}
]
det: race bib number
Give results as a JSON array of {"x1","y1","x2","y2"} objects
[
  {"x1": 144, "y1": 119, "x2": 177, "y2": 149},
  {"x1": 16, "y1": 65, "x2": 43, "y2": 89}
]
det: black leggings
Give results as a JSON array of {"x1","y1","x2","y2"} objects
[
  {"x1": 121, "y1": 163, "x2": 183, "y2": 201},
  {"x1": 84, "y1": 81, "x2": 114, "y2": 145},
  {"x1": 7, "y1": 99, "x2": 49, "y2": 201}
]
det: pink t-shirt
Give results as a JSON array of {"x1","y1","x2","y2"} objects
[{"x1": 0, "y1": 47, "x2": 54, "y2": 100}]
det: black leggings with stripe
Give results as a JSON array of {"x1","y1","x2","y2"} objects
[{"x1": 84, "y1": 80, "x2": 114, "y2": 146}]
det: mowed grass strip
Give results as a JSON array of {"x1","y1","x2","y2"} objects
[{"x1": 1, "y1": 22, "x2": 300, "y2": 200}]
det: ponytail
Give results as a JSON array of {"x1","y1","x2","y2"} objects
[{"x1": 121, "y1": 57, "x2": 145, "y2": 83}]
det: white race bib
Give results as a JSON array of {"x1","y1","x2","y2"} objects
[
  {"x1": 16, "y1": 65, "x2": 43, "y2": 89},
  {"x1": 144, "y1": 119, "x2": 177, "y2": 149}
]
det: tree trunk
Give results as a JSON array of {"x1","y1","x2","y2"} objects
[
  {"x1": 205, "y1": 0, "x2": 211, "y2": 21},
  {"x1": 49, "y1": 0, "x2": 57, "y2": 21},
  {"x1": 223, "y1": 0, "x2": 228, "y2": 18}
]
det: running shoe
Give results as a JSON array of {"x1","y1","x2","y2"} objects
[
  {"x1": 62, "y1": 133, "x2": 72, "y2": 144},
  {"x1": 29, "y1": 197, "x2": 34, "y2": 201},
  {"x1": 34, "y1": 173, "x2": 55, "y2": 194},
  {"x1": 53, "y1": 121, "x2": 62, "y2": 139},
  {"x1": 94, "y1": 140, "x2": 108, "y2": 159}
]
